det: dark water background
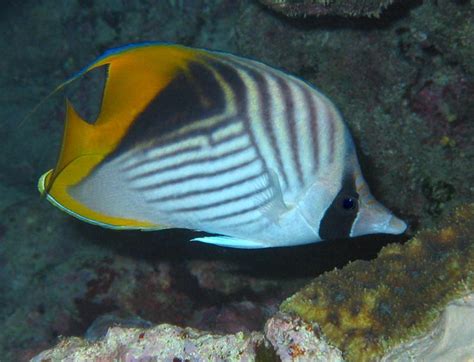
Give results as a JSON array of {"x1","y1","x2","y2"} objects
[{"x1": 0, "y1": 0, "x2": 472, "y2": 360}]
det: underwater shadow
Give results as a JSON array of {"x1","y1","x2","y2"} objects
[{"x1": 75, "y1": 220, "x2": 409, "y2": 279}]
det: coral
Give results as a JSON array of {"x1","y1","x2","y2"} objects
[
  {"x1": 258, "y1": 0, "x2": 395, "y2": 18},
  {"x1": 281, "y1": 204, "x2": 474, "y2": 361}
]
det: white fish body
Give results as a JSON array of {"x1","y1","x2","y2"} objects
[{"x1": 38, "y1": 43, "x2": 407, "y2": 248}]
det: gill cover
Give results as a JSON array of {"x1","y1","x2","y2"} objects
[{"x1": 39, "y1": 44, "x2": 203, "y2": 228}]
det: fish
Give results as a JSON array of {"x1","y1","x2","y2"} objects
[{"x1": 38, "y1": 42, "x2": 407, "y2": 248}]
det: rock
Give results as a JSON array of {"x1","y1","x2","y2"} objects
[
  {"x1": 265, "y1": 312, "x2": 344, "y2": 361},
  {"x1": 32, "y1": 324, "x2": 266, "y2": 361},
  {"x1": 382, "y1": 293, "x2": 474, "y2": 361}
]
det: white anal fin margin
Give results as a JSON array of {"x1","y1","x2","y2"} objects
[{"x1": 191, "y1": 235, "x2": 269, "y2": 249}]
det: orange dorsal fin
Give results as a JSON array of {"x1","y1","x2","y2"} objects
[
  {"x1": 45, "y1": 44, "x2": 203, "y2": 192},
  {"x1": 89, "y1": 44, "x2": 201, "y2": 127}
]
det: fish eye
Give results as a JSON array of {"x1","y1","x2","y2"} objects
[{"x1": 342, "y1": 196, "x2": 357, "y2": 211}]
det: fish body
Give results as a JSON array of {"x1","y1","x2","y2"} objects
[{"x1": 38, "y1": 43, "x2": 407, "y2": 248}]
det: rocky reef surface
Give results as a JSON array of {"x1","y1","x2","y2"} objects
[
  {"x1": 259, "y1": 0, "x2": 396, "y2": 18},
  {"x1": 29, "y1": 294, "x2": 474, "y2": 361},
  {"x1": 32, "y1": 324, "x2": 267, "y2": 361},
  {"x1": 31, "y1": 314, "x2": 341, "y2": 361},
  {"x1": 33, "y1": 204, "x2": 474, "y2": 361},
  {"x1": 0, "y1": 0, "x2": 473, "y2": 361}
]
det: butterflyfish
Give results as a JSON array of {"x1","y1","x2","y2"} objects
[{"x1": 38, "y1": 43, "x2": 407, "y2": 248}]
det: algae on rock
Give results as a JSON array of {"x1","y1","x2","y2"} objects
[
  {"x1": 281, "y1": 204, "x2": 474, "y2": 361},
  {"x1": 259, "y1": 0, "x2": 396, "y2": 17}
]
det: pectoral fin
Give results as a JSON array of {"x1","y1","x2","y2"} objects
[{"x1": 258, "y1": 169, "x2": 292, "y2": 225}]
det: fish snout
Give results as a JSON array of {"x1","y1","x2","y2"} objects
[
  {"x1": 384, "y1": 214, "x2": 408, "y2": 235},
  {"x1": 350, "y1": 200, "x2": 407, "y2": 237}
]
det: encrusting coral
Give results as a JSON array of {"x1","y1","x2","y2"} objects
[
  {"x1": 281, "y1": 203, "x2": 474, "y2": 361},
  {"x1": 259, "y1": 0, "x2": 396, "y2": 18}
]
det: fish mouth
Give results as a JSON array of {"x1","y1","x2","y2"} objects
[
  {"x1": 384, "y1": 214, "x2": 408, "y2": 235},
  {"x1": 350, "y1": 200, "x2": 408, "y2": 237}
]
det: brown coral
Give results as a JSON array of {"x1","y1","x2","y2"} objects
[
  {"x1": 281, "y1": 204, "x2": 474, "y2": 361},
  {"x1": 259, "y1": 0, "x2": 396, "y2": 18}
]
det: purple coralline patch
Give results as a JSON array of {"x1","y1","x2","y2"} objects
[{"x1": 411, "y1": 76, "x2": 474, "y2": 148}]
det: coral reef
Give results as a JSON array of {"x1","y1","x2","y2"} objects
[
  {"x1": 259, "y1": 0, "x2": 395, "y2": 18},
  {"x1": 281, "y1": 204, "x2": 474, "y2": 361}
]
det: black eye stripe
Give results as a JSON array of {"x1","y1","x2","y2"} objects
[{"x1": 319, "y1": 176, "x2": 359, "y2": 240}]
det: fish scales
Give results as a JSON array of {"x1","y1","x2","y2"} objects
[{"x1": 38, "y1": 43, "x2": 407, "y2": 248}]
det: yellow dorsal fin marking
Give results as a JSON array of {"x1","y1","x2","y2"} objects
[{"x1": 46, "y1": 44, "x2": 203, "y2": 191}]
